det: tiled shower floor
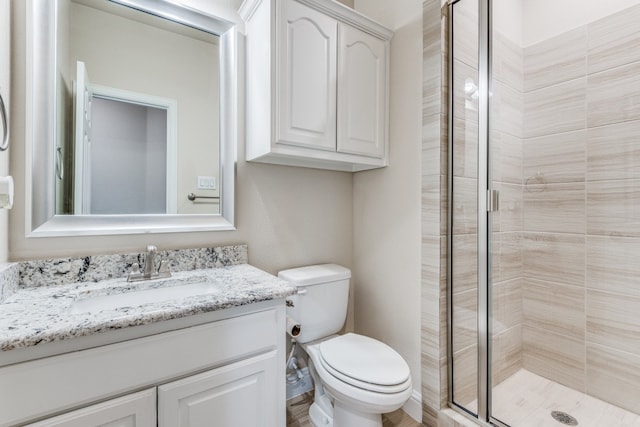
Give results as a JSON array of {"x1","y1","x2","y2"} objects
[{"x1": 469, "y1": 369, "x2": 640, "y2": 426}]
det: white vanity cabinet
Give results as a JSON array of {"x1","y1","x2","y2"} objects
[
  {"x1": 23, "y1": 351, "x2": 279, "y2": 427},
  {"x1": 158, "y1": 351, "x2": 278, "y2": 426},
  {"x1": 241, "y1": 0, "x2": 393, "y2": 172},
  {"x1": 25, "y1": 389, "x2": 157, "y2": 427},
  {"x1": 0, "y1": 303, "x2": 285, "y2": 427}
]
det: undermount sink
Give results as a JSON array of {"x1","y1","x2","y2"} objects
[{"x1": 68, "y1": 280, "x2": 221, "y2": 314}]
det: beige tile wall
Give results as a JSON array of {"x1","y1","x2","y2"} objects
[
  {"x1": 521, "y1": 3, "x2": 640, "y2": 415},
  {"x1": 421, "y1": 0, "x2": 448, "y2": 423}
]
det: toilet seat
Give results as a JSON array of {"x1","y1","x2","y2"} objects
[{"x1": 318, "y1": 333, "x2": 411, "y2": 394}]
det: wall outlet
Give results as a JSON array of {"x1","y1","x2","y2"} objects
[{"x1": 197, "y1": 176, "x2": 216, "y2": 190}]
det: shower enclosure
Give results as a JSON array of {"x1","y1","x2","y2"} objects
[{"x1": 448, "y1": 0, "x2": 640, "y2": 425}]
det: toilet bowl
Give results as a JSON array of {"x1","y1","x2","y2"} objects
[
  {"x1": 303, "y1": 333, "x2": 412, "y2": 427},
  {"x1": 279, "y1": 265, "x2": 413, "y2": 427}
]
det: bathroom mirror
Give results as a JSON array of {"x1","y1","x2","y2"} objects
[{"x1": 26, "y1": 0, "x2": 237, "y2": 236}]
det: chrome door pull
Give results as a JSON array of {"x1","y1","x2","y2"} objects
[{"x1": 487, "y1": 189, "x2": 499, "y2": 212}]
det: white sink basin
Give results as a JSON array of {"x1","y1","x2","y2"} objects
[{"x1": 68, "y1": 280, "x2": 220, "y2": 314}]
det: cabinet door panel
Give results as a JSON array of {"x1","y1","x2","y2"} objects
[
  {"x1": 158, "y1": 351, "x2": 278, "y2": 427},
  {"x1": 337, "y1": 24, "x2": 387, "y2": 158},
  {"x1": 277, "y1": 0, "x2": 337, "y2": 151},
  {"x1": 25, "y1": 389, "x2": 156, "y2": 427}
]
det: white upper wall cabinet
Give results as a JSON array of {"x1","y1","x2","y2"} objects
[
  {"x1": 240, "y1": 0, "x2": 393, "y2": 172},
  {"x1": 337, "y1": 23, "x2": 386, "y2": 158},
  {"x1": 278, "y1": 0, "x2": 337, "y2": 151}
]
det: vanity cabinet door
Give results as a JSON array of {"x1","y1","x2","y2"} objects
[
  {"x1": 337, "y1": 23, "x2": 388, "y2": 159},
  {"x1": 277, "y1": 0, "x2": 337, "y2": 151},
  {"x1": 158, "y1": 350, "x2": 279, "y2": 427},
  {"x1": 25, "y1": 389, "x2": 156, "y2": 427}
]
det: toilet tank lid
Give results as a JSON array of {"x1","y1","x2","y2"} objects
[{"x1": 278, "y1": 264, "x2": 351, "y2": 286}]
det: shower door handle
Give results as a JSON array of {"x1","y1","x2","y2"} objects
[{"x1": 487, "y1": 189, "x2": 499, "y2": 212}]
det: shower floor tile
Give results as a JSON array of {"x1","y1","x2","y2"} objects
[{"x1": 490, "y1": 369, "x2": 640, "y2": 427}]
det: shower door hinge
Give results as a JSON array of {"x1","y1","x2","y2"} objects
[{"x1": 487, "y1": 189, "x2": 499, "y2": 212}]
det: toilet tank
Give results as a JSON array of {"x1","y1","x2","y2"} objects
[{"x1": 278, "y1": 264, "x2": 351, "y2": 344}]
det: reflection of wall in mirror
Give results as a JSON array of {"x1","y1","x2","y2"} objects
[
  {"x1": 0, "y1": 0, "x2": 9, "y2": 262},
  {"x1": 56, "y1": 0, "x2": 74, "y2": 215},
  {"x1": 62, "y1": 0, "x2": 221, "y2": 215}
]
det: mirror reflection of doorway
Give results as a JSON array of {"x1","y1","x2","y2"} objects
[
  {"x1": 73, "y1": 61, "x2": 177, "y2": 215},
  {"x1": 90, "y1": 97, "x2": 168, "y2": 215}
]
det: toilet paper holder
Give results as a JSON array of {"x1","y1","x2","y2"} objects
[{"x1": 287, "y1": 316, "x2": 301, "y2": 338}]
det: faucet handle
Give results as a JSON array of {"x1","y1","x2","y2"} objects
[
  {"x1": 131, "y1": 262, "x2": 141, "y2": 274},
  {"x1": 157, "y1": 259, "x2": 172, "y2": 278},
  {"x1": 127, "y1": 262, "x2": 143, "y2": 282},
  {"x1": 158, "y1": 260, "x2": 171, "y2": 274}
]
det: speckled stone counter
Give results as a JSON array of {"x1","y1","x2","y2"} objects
[
  {"x1": 0, "y1": 245, "x2": 297, "y2": 352},
  {"x1": 0, "y1": 264, "x2": 296, "y2": 352},
  {"x1": 0, "y1": 263, "x2": 19, "y2": 304}
]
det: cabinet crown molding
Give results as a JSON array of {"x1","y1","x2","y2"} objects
[
  {"x1": 238, "y1": 0, "x2": 261, "y2": 21},
  {"x1": 239, "y1": 0, "x2": 393, "y2": 40}
]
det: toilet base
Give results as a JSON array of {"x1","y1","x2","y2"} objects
[
  {"x1": 334, "y1": 400, "x2": 382, "y2": 427},
  {"x1": 308, "y1": 398, "x2": 383, "y2": 427},
  {"x1": 309, "y1": 402, "x2": 331, "y2": 426}
]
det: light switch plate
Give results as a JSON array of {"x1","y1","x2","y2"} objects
[{"x1": 197, "y1": 176, "x2": 216, "y2": 190}]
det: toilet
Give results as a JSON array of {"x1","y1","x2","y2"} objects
[{"x1": 279, "y1": 264, "x2": 412, "y2": 427}]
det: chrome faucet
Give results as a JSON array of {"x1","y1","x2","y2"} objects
[
  {"x1": 143, "y1": 245, "x2": 157, "y2": 278},
  {"x1": 128, "y1": 245, "x2": 172, "y2": 282}
]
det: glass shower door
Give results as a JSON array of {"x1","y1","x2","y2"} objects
[
  {"x1": 449, "y1": 0, "x2": 496, "y2": 422},
  {"x1": 449, "y1": 0, "x2": 481, "y2": 416},
  {"x1": 450, "y1": 0, "x2": 640, "y2": 425}
]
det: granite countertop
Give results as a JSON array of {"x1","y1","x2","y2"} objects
[{"x1": 0, "y1": 264, "x2": 297, "y2": 352}]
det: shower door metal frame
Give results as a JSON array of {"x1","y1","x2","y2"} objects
[{"x1": 447, "y1": 0, "x2": 505, "y2": 425}]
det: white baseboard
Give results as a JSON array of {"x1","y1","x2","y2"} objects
[{"x1": 402, "y1": 389, "x2": 422, "y2": 423}]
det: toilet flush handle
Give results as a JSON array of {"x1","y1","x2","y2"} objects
[{"x1": 285, "y1": 289, "x2": 306, "y2": 307}]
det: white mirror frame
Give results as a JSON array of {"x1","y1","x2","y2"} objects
[{"x1": 25, "y1": 0, "x2": 237, "y2": 237}]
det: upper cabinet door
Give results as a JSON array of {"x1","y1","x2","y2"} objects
[
  {"x1": 337, "y1": 23, "x2": 388, "y2": 159},
  {"x1": 277, "y1": 0, "x2": 337, "y2": 151}
]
